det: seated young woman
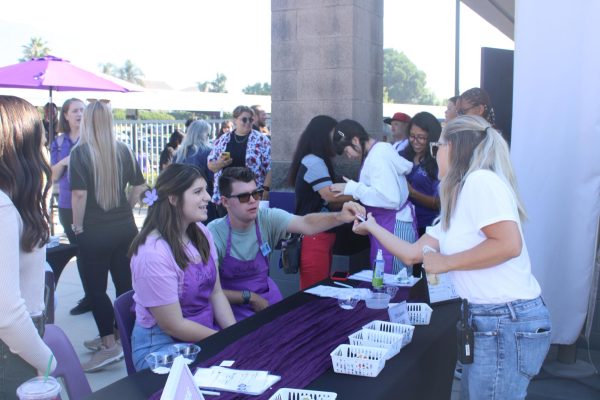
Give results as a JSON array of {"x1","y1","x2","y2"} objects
[{"x1": 129, "y1": 164, "x2": 236, "y2": 371}]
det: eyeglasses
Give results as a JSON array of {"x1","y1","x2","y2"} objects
[
  {"x1": 240, "y1": 117, "x2": 254, "y2": 124},
  {"x1": 409, "y1": 134, "x2": 428, "y2": 143},
  {"x1": 87, "y1": 98, "x2": 111, "y2": 104},
  {"x1": 226, "y1": 189, "x2": 264, "y2": 203},
  {"x1": 429, "y1": 141, "x2": 446, "y2": 158}
]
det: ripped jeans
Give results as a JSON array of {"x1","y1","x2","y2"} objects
[{"x1": 460, "y1": 296, "x2": 551, "y2": 400}]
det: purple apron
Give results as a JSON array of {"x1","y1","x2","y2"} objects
[
  {"x1": 179, "y1": 255, "x2": 218, "y2": 330},
  {"x1": 366, "y1": 200, "x2": 417, "y2": 273},
  {"x1": 219, "y1": 217, "x2": 283, "y2": 321}
]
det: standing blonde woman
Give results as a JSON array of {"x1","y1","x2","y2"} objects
[
  {"x1": 0, "y1": 96, "x2": 56, "y2": 398},
  {"x1": 354, "y1": 115, "x2": 551, "y2": 399},
  {"x1": 69, "y1": 101, "x2": 146, "y2": 372}
]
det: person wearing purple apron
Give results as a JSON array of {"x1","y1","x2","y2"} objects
[
  {"x1": 219, "y1": 217, "x2": 283, "y2": 321},
  {"x1": 129, "y1": 164, "x2": 236, "y2": 371},
  {"x1": 331, "y1": 119, "x2": 414, "y2": 273}
]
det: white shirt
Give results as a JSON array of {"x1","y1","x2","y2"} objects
[
  {"x1": 343, "y1": 142, "x2": 413, "y2": 221},
  {"x1": 0, "y1": 190, "x2": 54, "y2": 372},
  {"x1": 393, "y1": 139, "x2": 409, "y2": 152},
  {"x1": 426, "y1": 170, "x2": 541, "y2": 304}
]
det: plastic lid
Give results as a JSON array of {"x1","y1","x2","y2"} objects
[{"x1": 16, "y1": 376, "x2": 61, "y2": 400}]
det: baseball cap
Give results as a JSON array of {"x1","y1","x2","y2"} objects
[{"x1": 383, "y1": 112, "x2": 411, "y2": 125}]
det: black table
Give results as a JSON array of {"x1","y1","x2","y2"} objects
[
  {"x1": 46, "y1": 243, "x2": 78, "y2": 284},
  {"x1": 85, "y1": 281, "x2": 460, "y2": 400}
]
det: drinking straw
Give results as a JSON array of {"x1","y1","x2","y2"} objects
[{"x1": 44, "y1": 354, "x2": 54, "y2": 382}]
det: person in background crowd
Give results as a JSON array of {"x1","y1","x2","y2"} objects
[
  {"x1": 42, "y1": 102, "x2": 58, "y2": 145},
  {"x1": 217, "y1": 120, "x2": 233, "y2": 138},
  {"x1": 288, "y1": 115, "x2": 354, "y2": 289},
  {"x1": 251, "y1": 104, "x2": 270, "y2": 137},
  {"x1": 70, "y1": 101, "x2": 147, "y2": 372},
  {"x1": 400, "y1": 111, "x2": 441, "y2": 236},
  {"x1": 159, "y1": 130, "x2": 184, "y2": 172},
  {"x1": 354, "y1": 115, "x2": 551, "y2": 400},
  {"x1": 383, "y1": 112, "x2": 411, "y2": 152},
  {"x1": 0, "y1": 96, "x2": 57, "y2": 399},
  {"x1": 330, "y1": 119, "x2": 415, "y2": 275},
  {"x1": 208, "y1": 167, "x2": 365, "y2": 321},
  {"x1": 174, "y1": 120, "x2": 217, "y2": 223},
  {"x1": 208, "y1": 105, "x2": 271, "y2": 209},
  {"x1": 185, "y1": 118, "x2": 197, "y2": 130},
  {"x1": 50, "y1": 98, "x2": 91, "y2": 316},
  {"x1": 445, "y1": 96, "x2": 459, "y2": 123},
  {"x1": 129, "y1": 164, "x2": 235, "y2": 371},
  {"x1": 458, "y1": 87, "x2": 496, "y2": 126}
]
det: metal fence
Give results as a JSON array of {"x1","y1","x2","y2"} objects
[{"x1": 114, "y1": 119, "x2": 227, "y2": 186}]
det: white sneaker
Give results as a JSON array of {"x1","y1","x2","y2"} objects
[
  {"x1": 84, "y1": 335, "x2": 121, "y2": 352},
  {"x1": 82, "y1": 343, "x2": 124, "y2": 372}
]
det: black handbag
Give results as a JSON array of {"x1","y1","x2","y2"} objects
[{"x1": 279, "y1": 233, "x2": 302, "y2": 274}]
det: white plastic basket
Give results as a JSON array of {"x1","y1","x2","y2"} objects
[
  {"x1": 268, "y1": 388, "x2": 337, "y2": 400},
  {"x1": 330, "y1": 344, "x2": 387, "y2": 378},
  {"x1": 406, "y1": 303, "x2": 433, "y2": 325},
  {"x1": 362, "y1": 320, "x2": 415, "y2": 347},
  {"x1": 348, "y1": 329, "x2": 404, "y2": 360}
]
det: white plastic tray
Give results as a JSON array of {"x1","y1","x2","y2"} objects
[
  {"x1": 362, "y1": 320, "x2": 415, "y2": 347},
  {"x1": 330, "y1": 344, "x2": 387, "y2": 378},
  {"x1": 268, "y1": 388, "x2": 337, "y2": 400},
  {"x1": 406, "y1": 303, "x2": 433, "y2": 325},
  {"x1": 348, "y1": 329, "x2": 404, "y2": 359}
]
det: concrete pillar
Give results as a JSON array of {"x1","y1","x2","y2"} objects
[{"x1": 271, "y1": 0, "x2": 384, "y2": 188}]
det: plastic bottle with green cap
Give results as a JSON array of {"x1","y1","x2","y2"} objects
[{"x1": 372, "y1": 249, "x2": 384, "y2": 289}]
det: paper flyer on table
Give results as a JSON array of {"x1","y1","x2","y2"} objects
[
  {"x1": 349, "y1": 269, "x2": 421, "y2": 287},
  {"x1": 304, "y1": 285, "x2": 372, "y2": 299},
  {"x1": 193, "y1": 366, "x2": 280, "y2": 395}
]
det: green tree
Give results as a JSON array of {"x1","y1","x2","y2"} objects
[
  {"x1": 19, "y1": 37, "x2": 50, "y2": 62},
  {"x1": 383, "y1": 48, "x2": 437, "y2": 105},
  {"x1": 118, "y1": 60, "x2": 144, "y2": 86},
  {"x1": 99, "y1": 62, "x2": 119, "y2": 76},
  {"x1": 197, "y1": 73, "x2": 228, "y2": 93},
  {"x1": 242, "y1": 82, "x2": 271, "y2": 95}
]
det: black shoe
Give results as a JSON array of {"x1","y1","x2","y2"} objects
[{"x1": 70, "y1": 297, "x2": 92, "y2": 315}]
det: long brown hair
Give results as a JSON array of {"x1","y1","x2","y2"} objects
[
  {"x1": 128, "y1": 164, "x2": 210, "y2": 269},
  {"x1": 0, "y1": 96, "x2": 52, "y2": 251}
]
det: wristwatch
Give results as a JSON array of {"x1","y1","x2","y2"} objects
[{"x1": 242, "y1": 290, "x2": 251, "y2": 305}]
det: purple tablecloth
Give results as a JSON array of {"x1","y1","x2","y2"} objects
[{"x1": 149, "y1": 284, "x2": 411, "y2": 399}]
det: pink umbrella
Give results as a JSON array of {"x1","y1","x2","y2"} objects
[{"x1": 0, "y1": 55, "x2": 136, "y2": 142}]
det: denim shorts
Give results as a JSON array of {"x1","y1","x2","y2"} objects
[
  {"x1": 460, "y1": 296, "x2": 551, "y2": 400},
  {"x1": 131, "y1": 323, "x2": 177, "y2": 372}
]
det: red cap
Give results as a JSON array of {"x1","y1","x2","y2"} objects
[{"x1": 383, "y1": 112, "x2": 411, "y2": 124}]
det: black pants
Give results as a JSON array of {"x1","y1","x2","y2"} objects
[
  {"x1": 76, "y1": 221, "x2": 137, "y2": 337},
  {"x1": 58, "y1": 207, "x2": 90, "y2": 298},
  {"x1": 0, "y1": 318, "x2": 44, "y2": 400}
]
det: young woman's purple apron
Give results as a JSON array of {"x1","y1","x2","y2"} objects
[
  {"x1": 219, "y1": 217, "x2": 283, "y2": 321},
  {"x1": 179, "y1": 253, "x2": 218, "y2": 330},
  {"x1": 365, "y1": 200, "x2": 417, "y2": 273}
]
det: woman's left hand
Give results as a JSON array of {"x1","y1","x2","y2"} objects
[
  {"x1": 423, "y1": 251, "x2": 451, "y2": 274},
  {"x1": 330, "y1": 177, "x2": 350, "y2": 197}
]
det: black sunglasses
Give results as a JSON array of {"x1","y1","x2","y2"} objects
[
  {"x1": 240, "y1": 117, "x2": 254, "y2": 124},
  {"x1": 227, "y1": 189, "x2": 264, "y2": 203}
]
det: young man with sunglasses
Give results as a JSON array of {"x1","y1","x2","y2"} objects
[{"x1": 208, "y1": 167, "x2": 365, "y2": 321}]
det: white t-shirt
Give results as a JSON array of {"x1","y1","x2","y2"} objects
[
  {"x1": 426, "y1": 170, "x2": 541, "y2": 304},
  {"x1": 343, "y1": 142, "x2": 413, "y2": 221}
]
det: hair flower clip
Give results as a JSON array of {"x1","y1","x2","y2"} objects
[{"x1": 143, "y1": 188, "x2": 158, "y2": 207}]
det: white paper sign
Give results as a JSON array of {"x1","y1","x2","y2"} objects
[
  {"x1": 388, "y1": 301, "x2": 411, "y2": 325},
  {"x1": 161, "y1": 356, "x2": 205, "y2": 400}
]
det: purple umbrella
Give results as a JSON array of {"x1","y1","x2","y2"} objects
[{"x1": 0, "y1": 55, "x2": 136, "y2": 143}]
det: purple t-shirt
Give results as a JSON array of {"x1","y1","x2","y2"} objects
[
  {"x1": 131, "y1": 223, "x2": 219, "y2": 329},
  {"x1": 50, "y1": 134, "x2": 78, "y2": 209},
  {"x1": 406, "y1": 161, "x2": 440, "y2": 229}
]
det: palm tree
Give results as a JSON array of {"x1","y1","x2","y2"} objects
[
  {"x1": 19, "y1": 37, "x2": 51, "y2": 62},
  {"x1": 118, "y1": 60, "x2": 145, "y2": 86}
]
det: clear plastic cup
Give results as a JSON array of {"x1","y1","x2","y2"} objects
[
  {"x1": 365, "y1": 292, "x2": 391, "y2": 309},
  {"x1": 144, "y1": 351, "x2": 175, "y2": 374},
  {"x1": 383, "y1": 285, "x2": 399, "y2": 299},
  {"x1": 337, "y1": 295, "x2": 360, "y2": 310},
  {"x1": 16, "y1": 376, "x2": 61, "y2": 400},
  {"x1": 171, "y1": 343, "x2": 201, "y2": 365}
]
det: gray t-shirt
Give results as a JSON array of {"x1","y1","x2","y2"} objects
[{"x1": 207, "y1": 207, "x2": 294, "y2": 265}]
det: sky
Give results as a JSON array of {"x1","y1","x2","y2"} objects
[{"x1": 0, "y1": 0, "x2": 513, "y2": 101}]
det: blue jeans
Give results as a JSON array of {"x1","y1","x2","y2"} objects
[
  {"x1": 460, "y1": 296, "x2": 551, "y2": 400},
  {"x1": 131, "y1": 323, "x2": 177, "y2": 371}
]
